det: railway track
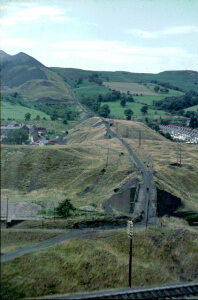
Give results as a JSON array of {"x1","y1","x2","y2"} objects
[{"x1": 37, "y1": 282, "x2": 198, "y2": 299}]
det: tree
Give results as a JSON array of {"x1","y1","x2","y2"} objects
[
  {"x1": 141, "y1": 105, "x2": 148, "y2": 115},
  {"x1": 5, "y1": 129, "x2": 29, "y2": 145},
  {"x1": 36, "y1": 115, "x2": 40, "y2": 121},
  {"x1": 98, "y1": 104, "x2": 110, "y2": 118},
  {"x1": 98, "y1": 95, "x2": 103, "y2": 102},
  {"x1": 154, "y1": 86, "x2": 160, "y2": 92},
  {"x1": 51, "y1": 111, "x2": 58, "y2": 121},
  {"x1": 13, "y1": 92, "x2": 18, "y2": 98},
  {"x1": 25, "y1": 113, "x2": 31, "y2": 121},
  {"x1": 56, "y1": 199, "x2": 76, "y2": 218},
  {"x1": 63, "y1": 119, "x2": 68, "y2": 124},
  {"x1": 189, "y1": 115, "x2": 198, "y2": 128},
  {"x1": 120, "y1": 99, "x2": 126, "y2": 107},
  {"x1": 127, "y1": 96, "x2": 134, "y2": 103},
  {"x1": 124, "y1": 109, "x2": 133, "y2": 120}
]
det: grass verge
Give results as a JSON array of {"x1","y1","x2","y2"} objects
[{"x1": 1, "y1": 226, "x2": 198, "y2": 299}]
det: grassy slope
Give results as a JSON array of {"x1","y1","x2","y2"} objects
[
  {"x1": 184, "y1": 105, "x2": 198, "y2": 112},
  {"x1": 1, "y1": 101, "x2": 51, "y2": 121},
  {"x1": 132, "y1": 139, "x2": 198, "y2": 211},
  {"x1": 1, "y1": 226, "x2": 198, "y2": 299},
  {"x1": 54, "y1": 67, "x2": 198, "y2": 92},
  {"x1": 1, "y1": 117, "x2": 198, "y2": 212},
  {"x1": 1, "y1": 129, "x2": 138, "y2": 209},
  {"x1": 1, "y1": 229, "x2": 62, "y2": 253}
]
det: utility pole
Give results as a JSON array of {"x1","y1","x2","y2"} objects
[
  {"x1": 6, "y1": 196, "x2": 9, "y2": 226},
  {"x1": 180, "y1": 142, "x2": 181, "y2": 165},
  {"x1": 116, "y1": 122, "x2": 118, "y2": 134},
  {"x1": 145, "y1": 187, "x2": 150, "y2": 230},
  {"x1": 127, "y1": 220, "x2": 133, "y2": 288},
  {"x1": 177, "y1": 142, "x2": 179, "y2": 166},
  {"x1": 54, "y1": 203, "x2": 56, "y2": 222},
  {"x1": 106, "y1": 148, "x2": 109, "y2": 166},
  {"x1": 139, "y1": 131, "x2": 141, "y2": 147}
]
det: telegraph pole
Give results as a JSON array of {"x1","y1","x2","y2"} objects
[
  {"x1": 179, "y1": 143, "x2": 181, "y2": 165},
  {"x1": 177, "y1": 142, "x2": 179, "y2": 166},
  {"x1": 145, "y1": 187, "x2": 150, "y2": 230},
  {"x1": 127, "y1": 220, "x2": 133, "y2": 288},
  {"x1": 106, "y1": 148, "x2": 109, "y2": 166},
  {"x1": 139, "y1": 131, "x2": 141, "y2": 146},
  {"x1": 116, "y1": 122, "x2": 118, "y2": 134},
  {"x1": 6, "y1": 196, "x2": 9, "y2": 226}
]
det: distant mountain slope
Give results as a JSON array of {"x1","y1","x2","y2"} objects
[
  {"x1": 0, "y1": 51, "x2": 74, "y2": 104},
  {"x1": 52, "y1": 67, "x2": 198, "y2": 93}
]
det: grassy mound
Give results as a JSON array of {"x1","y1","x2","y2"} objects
[{"x1": 1, "y1": 226, "x2": 197, "y2": 299}]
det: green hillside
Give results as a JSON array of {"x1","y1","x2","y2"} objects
[
  {"x1": 1, "y1": 101, "x2": 50, "y2": 121},
  {"x1": 53, "y1": 67, "x2": 198, "y2": 93},
  {"x1": 1, "y1": 51, "x2": 73, "y2": 104}
]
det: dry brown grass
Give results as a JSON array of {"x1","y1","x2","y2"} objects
[{"x1": 1, "y1": 226, "x2": 198, "y2": 299}]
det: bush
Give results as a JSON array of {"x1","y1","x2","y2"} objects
[{"x1": 56, "y1": 199, "x2": 76, "y2": 218}]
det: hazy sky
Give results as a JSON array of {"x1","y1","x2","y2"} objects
[{"x1": 0, "y1": 0, "x2": 198, "y2": 73}]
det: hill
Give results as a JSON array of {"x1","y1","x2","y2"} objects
[
  {"x1": 52, "y1": 67, "x2": 198, "y2": 93},
  {"x1": 1, "y1": 117, "x2": 198, "y2": 213},
  {"x1": 0, "y1": 51, "x2": 73, "y2": 104}
]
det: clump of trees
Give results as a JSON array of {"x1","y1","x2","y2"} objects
[
  {"x1": 88, "y1": 72, "x2": 103, "y2": 86},
  {"x1": 150, "y1": 80, "x2": 183, "y2": 92},
  {"x1": 154, "y1": 91, "x2": 198, "y2": 112},
  {"x1": 4, "y1": 129, "x2": 29, "y2": 145},
  {"x1": 99, "y1": 90, "x2": 134, "y2": 103}
]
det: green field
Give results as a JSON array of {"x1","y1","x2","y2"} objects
[
  {"x1": 101, "y1": 101, "x2": 166, "y2": 117},
  {"x1": 134, "y1": 95, "x2": 165, "y2": 106},
  {"x1": 73, "y1": 79, "x2": 110, "y2": 100},
  {"x1": 145, "y1": 82, "x2": 184, "y2": 97},
  {"x1": 1, "y1": 101, "x2": 51, "y2": 121},
  {"x1": 184, "y1": 105, "x2": 198, "y2": 112}
]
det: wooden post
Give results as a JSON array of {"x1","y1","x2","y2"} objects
[
  {"x1": 127, "y1": 220, "x2": 133, "y2": 288},
  {"x1": 6, "y1": 196, "x2": 9, "y2": 226},
  {"x1": 180, "y1": 143, "x2": 181, "y2": 165},
  {"x1": 129, "y1": 237, "x2": 132, "y2": 288},
  {"x1": 139, "y1": 131, "x2": 141, "y2": 146},
  {"x1": 106, "y1": 148, "x2": 109, "y2": 166},
  {"x1": 177, "y1": 142, "x2": 179, "y2": 166},
  {"x1": 146, "y1": 188, "x2": 150, "y2": 230}
]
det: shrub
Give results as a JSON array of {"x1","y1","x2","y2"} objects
[{"x1": 56, "y1": 199, "x2": 76, "y2": 218}]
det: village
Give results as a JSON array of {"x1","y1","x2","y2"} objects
[
  {"x1": 159, "y1": 124, "x2": 198, "y2": 143},
  {"x1": 0, "y1": 121, "x2": 60, "y2": 145}
]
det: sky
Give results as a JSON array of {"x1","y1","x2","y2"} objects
[{"x1": 0, "y1": 0, "x2": 198, "y2": 73}]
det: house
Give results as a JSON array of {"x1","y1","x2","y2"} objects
[
  {"x1": 37, "y1": 127, "x2": 47, "y2": 136},
  {"x1": 0, "y1": 122, "x2": 43, "y2": 143}
]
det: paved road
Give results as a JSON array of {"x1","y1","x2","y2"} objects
[{"x1": 1, "y1": 228, "x2": 124, "y2": 263}]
